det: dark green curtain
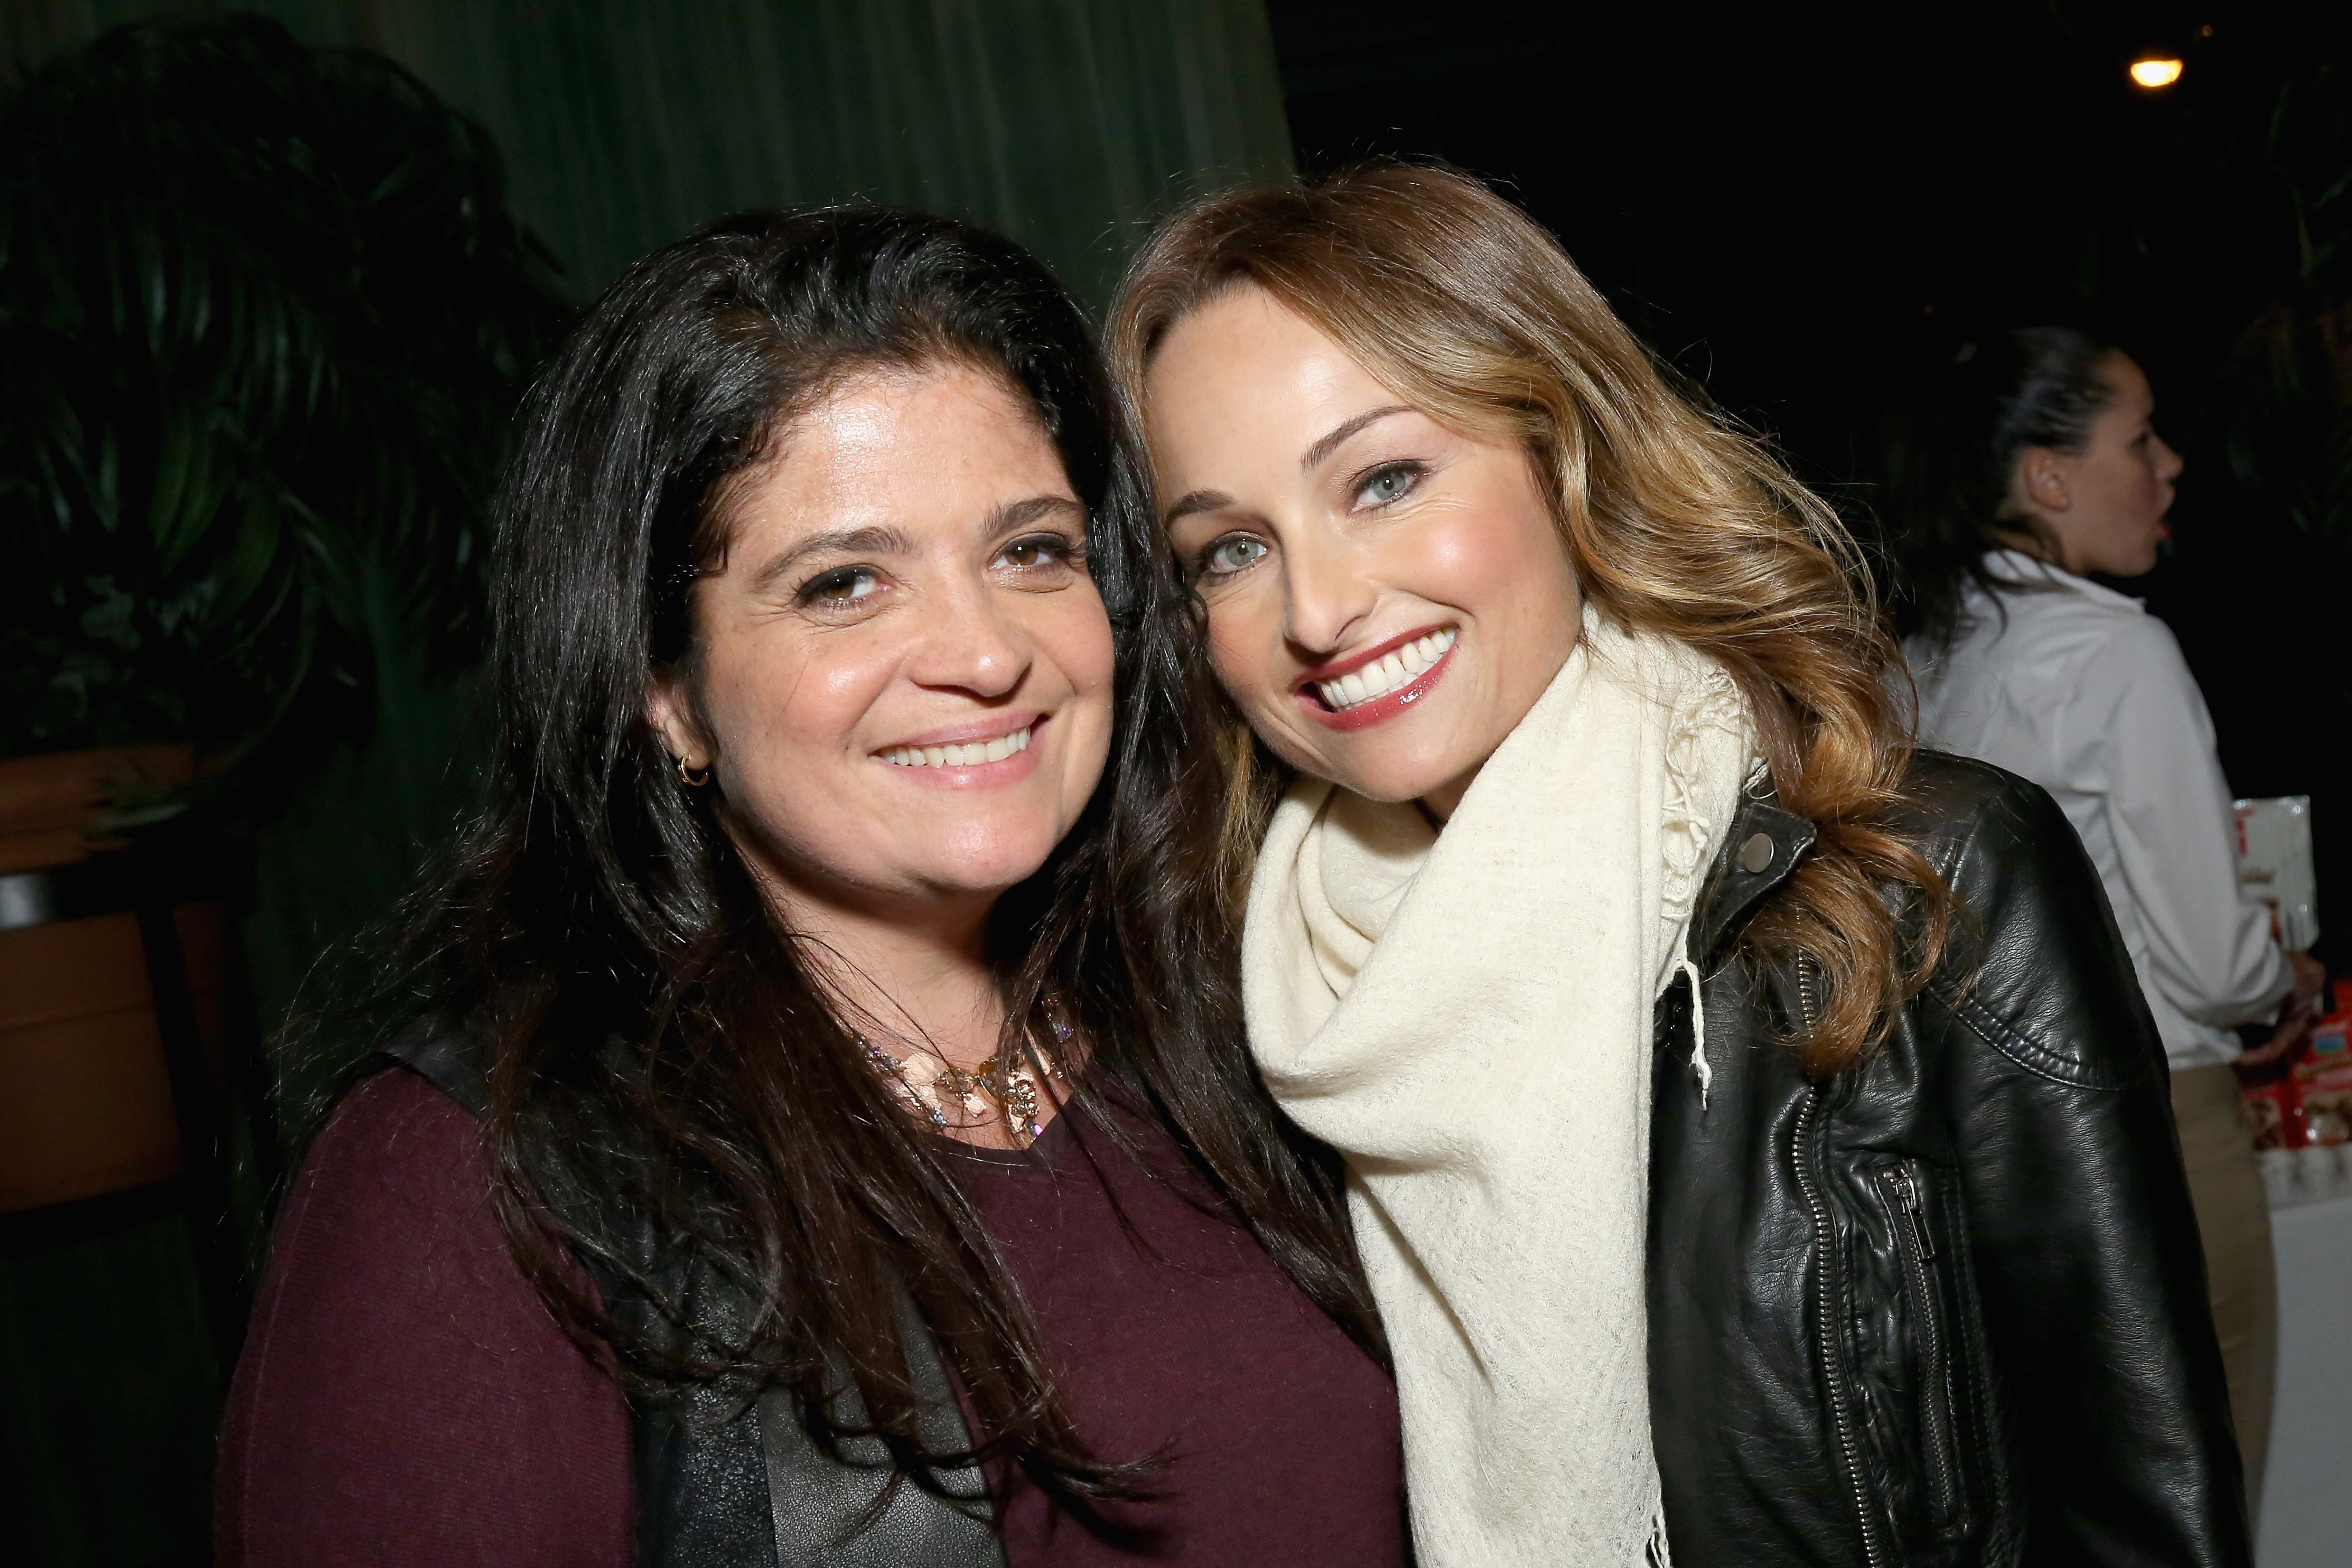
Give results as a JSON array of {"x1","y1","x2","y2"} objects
[{"x1": 9, "y1": 0, "x2": 1293, "y2": 305}]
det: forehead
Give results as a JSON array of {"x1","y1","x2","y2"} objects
[
  {"x1": 1144, "y1": 287, "x2": 1393, "y2": 453},
  {"x1": 2096, "y1": 352, "x2": 2153, "y2": 414},
  {"x1": 729, "y1": 362, "x2": 1068, "y2": 540}
]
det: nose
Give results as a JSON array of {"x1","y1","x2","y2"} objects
[
  {"x1": 906, "y1": 576, "x2": 1031, "y2": 700},
  {"x1": 1278, "y1": 529, "x2": 1379, "y2": 659},
  {"x1": 2156, "y1": 433, "x2": 2185, "y2": 484}
]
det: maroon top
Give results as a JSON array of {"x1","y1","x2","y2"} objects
[{"x1": 217, "y1": 1069, "x2": 1405, "y2": 1566}]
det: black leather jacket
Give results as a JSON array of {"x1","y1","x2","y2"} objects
[{"x1": 1650, "y1": 752, "x2": 2249, "y2": 1568}]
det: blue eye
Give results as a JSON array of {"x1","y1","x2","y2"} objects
[
  {"x1": 1356, "y1": 463, "x2": 1422, "y2": 507},
  {"x1": 1203, "y1": 535, "x2": 1268, "y2": 577}
]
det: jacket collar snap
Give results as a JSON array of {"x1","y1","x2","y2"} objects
[{"x1": 1691, "y1": 790, "x2": 1817, "y2": 960}]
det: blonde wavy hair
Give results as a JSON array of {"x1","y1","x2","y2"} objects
[{"x1": 1105, "y1": 160, "x2": 1948, "y2": 1074}]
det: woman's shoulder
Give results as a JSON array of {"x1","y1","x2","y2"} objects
[
  {"x1": 219, "y1": 1067, "x2": 634, "y2": 1566},
  {"x1": 1889, "y1": 751, "x2": 2163, "y2": 1090},
  {"x1": 1953, "y1": 567, "x2": 2166, "y2": 666},
  {"x1": 264, "y1": 1066, "x2": 500, "y2": 1295},
  {"x1": 1887, "y1": 749, "x2": 2054, "y2": 856},
  {"x1": 1892, "y1": 748, "x2": 2106, "y2": 927},
  {"x1": 310, "y1": 1065, "x2": 486, "y2": 1189}
]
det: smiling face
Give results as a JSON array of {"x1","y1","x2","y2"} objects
[
  {"x1": 1143, "y1": 284, "x2": 1583, "y2": 815},
  {"x1": 648, "y1": 361, "x2": 1114, "y2": 922},
  {"x1": 2014, "y1": 352, "x2": 2183, "y2": 580}
]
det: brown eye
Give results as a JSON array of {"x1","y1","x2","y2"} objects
[
  {"x1": 799, "y1": 566, "x2": 880, "y2": 606},
  {"x1": 997, "y1": 534, "x2": 1076, "y2": 572}
]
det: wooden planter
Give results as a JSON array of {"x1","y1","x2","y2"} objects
[{"x1": 0, "y1": 745, "x2": 264, "y2": 1355}]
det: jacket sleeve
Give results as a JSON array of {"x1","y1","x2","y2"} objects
[
  {"x1": 1930, "y1": 768, "x2": 2250, "y2": 1568},
  {"x1": 2075, "y1": 616, "x2": 2293, "y2": 1030}
]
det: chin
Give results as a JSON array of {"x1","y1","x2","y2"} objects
[
  {"x1": 911, "y1": 823, "x2": 1065, "y2": 898},
  {"x1": 1311, "y1": 747, "x2": 1467, "y2": 807}
]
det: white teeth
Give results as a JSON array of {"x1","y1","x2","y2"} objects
[
  {"x1": 1315, "y1": 628, "x2": 1457, "y2": 711},
  {"x1": 885, "y1": 726, "x2": 1033, "y2": 767}
]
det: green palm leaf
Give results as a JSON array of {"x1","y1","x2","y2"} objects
[{"x1": 0, "y1": 15, "x2": 570, "y2": 804}]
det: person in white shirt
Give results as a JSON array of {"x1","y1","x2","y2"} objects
[{"x1": 1898, "y1": 326, "x2": 2325, "y2": 1512}]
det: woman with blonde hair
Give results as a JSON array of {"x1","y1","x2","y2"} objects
[{"x1": 1105, "y1": 161, "x2": 2247, "y2": 1567}]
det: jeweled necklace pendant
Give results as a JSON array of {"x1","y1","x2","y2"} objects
[
  {"x1": 855, "y1": 1025, "x2": 1062, "y2": 1147},
  {"x1": 861, "y1": 1038, "x2": 948, "y2": 1127}
]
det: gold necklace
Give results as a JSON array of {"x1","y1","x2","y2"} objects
[{"x1": 856, "y1": 1011, "x2": 1071, "y2": 1146}]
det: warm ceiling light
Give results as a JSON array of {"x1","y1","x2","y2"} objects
[{"x1": 2130, "y1": 57, "x2": 2185, "y2": 89}]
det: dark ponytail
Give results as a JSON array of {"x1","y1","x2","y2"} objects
[{"x1": 1885, "y1": 326, "x2": 2120, "y2": 651}]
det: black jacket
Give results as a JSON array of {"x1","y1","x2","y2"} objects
[{"x1": 1650, "y1": 752, "x2": 2248, "y2": 1567}]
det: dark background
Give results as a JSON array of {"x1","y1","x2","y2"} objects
[{"x1": 1270, "y1": 0, "x2": 2352, "y2": 965}]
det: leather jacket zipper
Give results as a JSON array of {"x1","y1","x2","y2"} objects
[
  {"x1": 1791, "y1": 959, "x2": 1887, "y2": 1568},
  {"x1": 1882, "y1": 1163, "x2": 1963, "y2": 1528}
]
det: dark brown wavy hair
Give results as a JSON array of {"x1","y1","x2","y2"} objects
[{"x1": 1105, "y1": 161, "x2": 1951, "y2": 1074}]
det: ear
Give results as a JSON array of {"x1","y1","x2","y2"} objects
[
  {"x1": 646, "y1": 668, "x2": 711, "y2": 774},
  {"x1": 2017, "y1": 446, "x2": 2072, "y2": 514}
]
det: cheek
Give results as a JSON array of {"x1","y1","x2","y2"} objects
[
  {"x1": 1024, "y1": 590, "x2": 1118, "y2": 787},
  {"x1": 1412, "y1": 496, "x2": 1575, "y2": 626},
  {"x1": 701, "y1": 631, "x2": 876, "y2": 767},
  {"x1": 1032, "y1": 587, "x2": 1116, "y2": 705},
  {"x1": 1202, "y1": 587, "x2": 1289, "y2": 707}
]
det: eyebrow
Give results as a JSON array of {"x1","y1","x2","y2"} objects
[
  {"x1": 1162, "y1": 488, "x2": 1235, "y2": 527},
  {"x1": 1299, "y1": 404, "x2": 1414, "y2": 472},
  {"x1": 1161, "y1": 404, "x2": 1418, "y2": 528},
  {"x1": 748, "y1": 525, "x2": 912, "y2": 592},
  {"x1": 747, "y1": 496, "x2": 1082, "y2": 590},
  {"x1": 981, "y1": 493, "x2": 1086, "y2": 541}
]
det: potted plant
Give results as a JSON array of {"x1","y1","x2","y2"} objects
[{"x1": 0, "y1": 14, "x2": 567, "y2": 1327}]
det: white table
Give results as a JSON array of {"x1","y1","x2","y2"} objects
[{"x1": 2257, "y1": 1182, "x2": 2352, "y2": 1566}]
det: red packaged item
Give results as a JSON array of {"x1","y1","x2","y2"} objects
[
  {"x1": 2294, "y1": 1009, "x2": 2352, "y2": 1146},
  {"x1": 2239, "y1": 979, "x2": 2352, "y2": 1150}
]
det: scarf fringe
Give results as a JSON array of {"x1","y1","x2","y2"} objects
[
  {"x1": 1674, "y1": 953, "x2": 1711, "y2": 1107},
  {"x1": 1655, "y1": 644, "x2": 1744, "y2": 1105}
]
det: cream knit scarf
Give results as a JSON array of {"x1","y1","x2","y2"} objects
[{"x1": 1242, "y1": 613, "x2": 1753, "y2": 1567}]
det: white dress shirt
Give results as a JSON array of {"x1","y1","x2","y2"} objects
[{"x1": 1906, "y1": 550, "x2": 2292, "y2": 1067}]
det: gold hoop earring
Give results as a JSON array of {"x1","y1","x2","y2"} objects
[{"x1": 676, "y1": 755, "x2": 711, "y2": 787}]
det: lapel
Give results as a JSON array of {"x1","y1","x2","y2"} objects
[{"x1": 1689, "y1": 785, "x2": 1817, "y2": 962}]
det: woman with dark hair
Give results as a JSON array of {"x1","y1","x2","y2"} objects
[
  {"x1": 1894, "y1": 327, "x2": 2323, "y2": 1515},
  {"x1": 216, "y1": 208, "x2": 1406, "y2": 1567},
  {"x1": 1107, "y1": 164, "x2": 2247, "y2": 1566}
]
